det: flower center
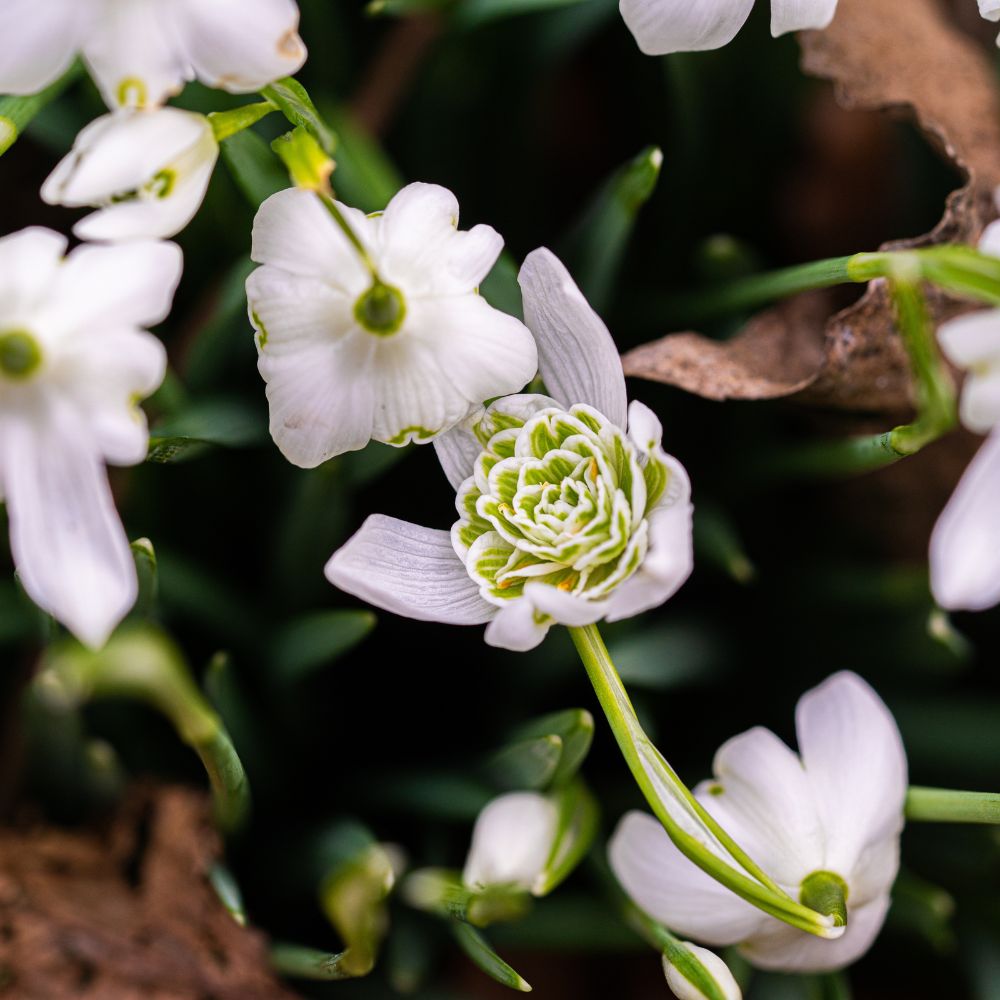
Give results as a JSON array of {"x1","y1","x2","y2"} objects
[
  {"x1": 0, "y1": 330, "x2": 43, "y2": 380},
  {"x1": 354, "y1": 282, "x2": 406, "y2": 336},
  {"x1": 799, "y1": 870, "x2": 849, "y2": 928}
]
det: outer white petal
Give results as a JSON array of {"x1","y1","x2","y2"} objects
[
  {"x1": 434, "y1": 422, "x2": 483, "y2": 491},
  {"x1": 619, "y1": 0, "x2": 755, "y2": 56},
  {"x1": 795, "y1": 672, "x2": 907, "y2": 878},
  {"x1": 171, "y1": 0, "x2": 306, "y2": 93},
  {"x1": 609, "y1": 811, "x2": 767, "y2": 945},
  {"x1": 979, "y1": 0, "x2": 1000, "y2": 23},
  {"x1": 958, "y1": 369, "x2": 1000, "y2": 436},
  {"x1": 937, "y1": 310, "x2": 1000, "y2": 370},
  {"x1": 930, "y1": 427, "x2": 1000, "y2": 611},
  {"x1": 0, "y1": 229, "x2": 68, "y2": 321},
  {"x1": 462, "y1": 792, "x2": 559, "y2": 892},
  {"x1": 325, "y1": 514, "x2": 496, "y2": 625},
  {"x1": 664, "y1": 944, "x2": 742, "y2": 1000},
  {"x1": 0, "y1": 0, "x2": 85, "y2": 95},
  {"x1": 1, "y1": 407, "x2": 136, "y2": 649},
  {"x1": 770, "y1": 0, "x2": 839, "y2": 36},
  {"x1": 251, "y1": 188, "x2": 371, "y2": 292},
  {"x1": 484, "y1": 597, "x2": 551, "y2": 651},
  {"x1": 518, "y1": 248, "x2": 628, "y2": 427},
  {"x1": 524, "y1": 582, "x2": 608, "y2": 626},
  {"x1": 82, "y1": 0, "x2": 190, "y2": 107},
  {"x1": 740, "y1": 894, "x2": 891, "y2": 973}
]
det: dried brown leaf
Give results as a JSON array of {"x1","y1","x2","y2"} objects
[{"x1": 624, "y1": 0, "x2": 1000, "y2": 413}]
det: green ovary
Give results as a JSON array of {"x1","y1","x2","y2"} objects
[
  {"x1": 453, "y1": 403, "x2": 671, "y2": 606},
  {"x1": 0, "y1": 330, "x2": 43, "y2": 380}
]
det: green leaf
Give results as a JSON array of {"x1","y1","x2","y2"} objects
[
  {"x1": 888, "y1": 870, "x2": 955, "y2": 955},
  {"x1": 260, "y1": 76, "x2": 337, "y2": 156},
  {"x1": 534, "y1": 781, "x2": 598, "y2": 895},
  {"x1": 208, "y1": 101, "x2": 275, "y2": 143},
  {"x1": 609, "y1": 624, "x2": 726, "y2": 690},
  {"x1": 487, "y1": 735, "x2": 563, "y2": 790},
  {"x1": 325, "y1": 106, "x2": 404, "y2": 213},
  {"x1": 481, "y1": 253, "x2": 523, "y2": 319},
  {"x1": 454, "y1": 0, "x2": 586, "y2": 28},
  {"x1": 561, "y1": 145, "x2": 663, "y2": 312},
  {"x1": 508, "y1": 708, "x2": 594, "y2": 787},
  {"x1": 367, "y1": 0, "x2": 452, "y2": 15},
  {"x1": 0, "y1": 62, "x2": 83, "y2": 156},
  {"x1": 694, "y1": 504, "x2": 756, "y2": 584},
  {"x1": 148, "y1": 398, "x2": 267, "y2": 463},
  {"x1": 130, "y1": 538, "x2": 158, "y2": 619},
  {"x1": 451, "y1": 922, "x2": 532, "y2": 992},
  {"x1": 271, "y1": 610, "x2": 377, "y2": 683},
  {"x1": 220, "y1": 128, "x2": 289, "y2": 207}
]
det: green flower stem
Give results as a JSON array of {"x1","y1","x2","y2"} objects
[
  {"x1": 41, "y1": 624, "x2": 250, "y2": 832},
  {"x1": 208, "y1": 100, "x2": 277, "y2": 142},
  {"x1": 318, "y1": 191, "x2": 379, "y2": 279},
  {"x1": 0, "y1": 62, "x2": 84, "y2": 156},
  {"x1": 905, "y1": 787, "x2": 1000, "y2": 824},
  {"x1": 568, "y1": 624, "x2": 837, "y2": 940},
  {"x1": 270, "y1": 943, "x2": 354, "y2": 981}
]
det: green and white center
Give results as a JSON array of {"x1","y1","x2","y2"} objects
[{"x1": 452, "y1": 402, "x2": 673, "y2": 609}]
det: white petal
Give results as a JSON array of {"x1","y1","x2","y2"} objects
[
  {"x1": 484, "y1": 597, "x2": 551, "y2": 651},
  {"x1": 608, "y1": 811, "x2": 767, "y2": 945},
  {"x1": 251, "y1": 188, "x2": 371, "y2": 292},
  {"x1": 979, "y1": 0, "x2": 1000, "y2": 23},
  {"x1": 980, "y1": 218, "x2": 1000, "y2": 255},
  {"x1": 434, "y1": 422, "x2": 483, "y2": 491},
  {"x1": 518, "y1": 248, "x2": 627, "y2": 427},
  {"x1": 619, "y1": 0, "x2": 754, "y2": 56},
  {"x1": 1, "y1": 407, "x2": 136, "y2": 649},
  {"x1": 770, "y1": 0, "x2": 839, "y2": 36},
  {"x1": 0, "y1": 0, "x2": 84, "y2": 94},
  {"x1": 171, "y1": 0, "x2": 306, "y2": 93},
  {"x1": 702, "y1": 727, "x2": 824, "y2": 885},
  {"x1": 930, "y1": 427, "x2": 1000, "y2": 611},
  {"x1": 82, "y1": 0, "x2": 190, "y2": 107},
  {"x1": 937, "y1": 310, "x2": 1000, "y2": 368},
  {"x1": 958, "y1": 369, "x2": 1000, "y2": 436},
  {"x1": 795, "y1": 672, "x2": 907, "y2": 878},
  {"x1": 740, "y1": 894, "x2": 891, "y2": 973},
  {"x1": 0, "y1": 229, "x2": 68, "y2": 321},
  {"x1": 407, "y1": 294, "x2": 537, "y2": 406},
  {"x1": 463, "y1": 792, "x2": 559, "y2": 892},
  {"x1": 325, "y1": 514, "x2": 496, "y2": 625},
  {"x1": 664, "y1": 944, "x2": 742, "y2": 1000},
  {"x1": 524, "y1": 582, "x2": 608, "y2": 626}
]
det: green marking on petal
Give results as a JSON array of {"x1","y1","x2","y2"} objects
[
  {"x1": 800, "y1": 870, "x2": 849, "y2": 928},
  {"x1": 117, "y1": 76, "x2": 148, "y2": 108},
  {"x1": 355, "y1": 281, "x2": 406, "y2": 336},
  {"x1": 0, "y1": 330, "x2": 43, "y2": 380},
  {"x1": 251, "y1": 310, "x2": 269, "y2": 348},
  {"x1": 0, "y1": 117, "x2": 16, "y2": 156},
  {"x1": 386, "y1": 424, "x2": 435, "y2": 446},
  {"x1": 149, "y1": 168, "x2": 177, "y2": 199}
]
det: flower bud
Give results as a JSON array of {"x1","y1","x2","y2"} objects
[{"x1": 663, "y1": 943, "x2": 741, "y2": 1000}]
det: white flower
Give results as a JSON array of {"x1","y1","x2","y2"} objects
[
  {"x1": 980, "y1": 0, "x2": 1000, "y2": 39},
  {"x1": 463, "y1": 792, "x2": 560, "y2": 895},
  {"x1": 41, "y1": 108, "x2": 218, "y2": 242},
  {"x1": 0, "y1": 228, "x2": 180, "y2": 648},
  {"x1": 663, "y1": 944, "x2": 742, "y2": 1000},
  {"x1": 246, "y1": 182, "x2": 538, "y2": 466},
  {"x1": 620, "y1": 0, "x2": 838, "y2": 56},
  {"x1": 0, "y1": 0, "x2": 306, "y2": 108},
  {"x1": 325, "y1": 248, "x2": 694, "y2": 651},
  {"x1": 609, "y1": 672, "x2": 907, "y2": 973}
]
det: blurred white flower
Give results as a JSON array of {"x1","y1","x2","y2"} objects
[
  {"x1": 0, "y1": 228, "x2": 181, "y2": 647},
  {"x1": 619, "y1": 0, "x2": 838, "y2": 56},
  {"x1": 663, "y1": 943, "x2": 742, "y2": 1000},
  {"x1": 325, "y1": 248, "x2": 693, "y2": 651},
  {"x1": 610, "y1": 672, "x2": 907, "y2": 973},
  {"x1": 980, "y1": 0, "x2": 1000, "y2": 40},
  {"x1": 246, "y1": 182, "x2": 538, "y2": 467},
  {"x1": 42, "y1": 107, "x2": 218, "y2": 241},
  {"x1": 0, "y1": 0, "x2": 306, "y2": 108}
]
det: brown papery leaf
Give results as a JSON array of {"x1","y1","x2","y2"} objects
[{"x1": 624, "y1": 0, "x2": 1000, "y2": 413}]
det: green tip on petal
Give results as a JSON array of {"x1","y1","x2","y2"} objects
[
  {"x1": 800, "y1": 870, "x2": 849, "y2": 929},
  {"x1": 0, "y1": 329, "x2": 43, "y2": 379},
  {"x1": 355, "y1": 281, "x2": 407, "y2": 336}
]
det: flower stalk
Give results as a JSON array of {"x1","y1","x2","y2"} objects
[
  {"x1": 905, "y1": 786, "x2": 1000, "y2": 824},
  {"x1": 568, "y1": 624, "x2": 838, "y2": 939}
]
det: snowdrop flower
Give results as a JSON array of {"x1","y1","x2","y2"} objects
[
  {"x1": 620, "y1": 0, "x2": 838, "y2": 56},
  {"x1": 610, "y1": 672, "x2": 907, "y2": 972},
  {"x1": 326, "y1": 248, "x2": 693, "y2": 651},
  {"x1": 0, "y1": 228, "x2": 180, "y2": 647},
  {"x1": 246, "y1": 182, "x2": 538, "y2": 466},
  {"x1": 463, "y1": 792, "x2": 560, "y2": 895},
  {"x1": 663, "y1": 944, "x2": 742, "y2": 1000},
  {"x1": 0, "y1": 0, "x2": 306, "y2": 108},
  {"x1": 41, "y1": 108, "x2": 218, "y2": 242}
]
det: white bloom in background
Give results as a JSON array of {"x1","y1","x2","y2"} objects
[
  {"x1": 325, "y1": 248, "x2": 693, "y2": 651},
  {"x1": 246, "y1": 182, "x2": 538, "y2": 466},
  {"x1": 0, "y1": 0, "x2": 306, "y2": 108},
  {"x1": 463, "y1": 792, "x2": 560, "y2": 894},
  {"x1": 41, "y1": 108, "x2": 218, "y2": 242},
  {"x1": 663, "y1": 944, "x2": 742, "y2": 1000},
  {"x1": 980, "y1": 0, "x2": 1000, "y2": 42},
  {"x1": 620, "y1": 0, "x2": 838, "y2": 56},
  {"x1": 610, "y1": 672, "x2": 907, "y2": 972},
  {"x1": 0, "y1": 228, "x2": 181, "y2": 648}
]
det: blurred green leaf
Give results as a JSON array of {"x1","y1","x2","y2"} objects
[
  {"x1": 494, "y1": 708, "x2": 594, "y2": 789},
  {"x1": 148, "y1": 398, "x2": 267, "y2": 463},
  {"x1": 454, "y1": 0, "x2": 586, "y2": 28},
  {"x1": 487, "y1": 734, "x2": 563, "y2": 790},
  {"x1": 271, "y1": 610, "x2": 377, "y2": 683},
  {"x1": 261, "y1": 76, "x2": 337, "y2": 156},
  {"x1": 130, "y1": 538, "x2": 158, "y2": 619},
  {"x1": 609, "y1": 624, "x2": 726, "y2": 690},
  {"x1": 451, "y1": 922, "x2": 531, "y2": 992},
  {"x1": 480, "y1": 253, "x2": 523, "y2": 319},
  {"x1": 694, "y1": 505, "x2": 756, "y2": 584},
  {"x1": 220, "y1": 128, "x2": 288, "y2": 207},
  {"x1": 326, "y1": 105, "x2": 404, "y2": 212},
  {"x1": 0, "y1": 62, "x2": 83, "y2": 156},
  {"x1": 889, "y1": 870, "x2": 956, "y2": 955}
]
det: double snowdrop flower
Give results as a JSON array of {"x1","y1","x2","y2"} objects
[
  {"x1": 620, "y1": 0, "x2": 838, "y2": 56},
  {"x1": 929, "y1": 219, "x2": 1000, "y2": 611},
  {"x1": 0, "y1": 0, "x2": 306, "y2": 108},
  {"x1": 0, "y1": 228, "x2": 181, "y2": 648},
  {"x1": 41, "y1": 107, "x2": 219, "y2": 242},
  {"x1": 610, "y1": 672, "x2": 907, "y2": 973},
  {"x1": 245, "y1": 182, "x2": 538, "y2": 466},
  {"x1": 326, "y1": 248, "x2": 693, "y2": 651}
]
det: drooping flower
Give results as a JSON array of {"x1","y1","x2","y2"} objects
[
  {"x1": 325, "y1": 248, "x2": 693, "y2": 651},
  {"x1": 41, "y1": 107, "x2": 218, "y2": 241},
  {"x1": 0, "y1": 0, "x2": 306, "y2": 108},
  {"x1": 246, "y1": 182, "x2": 538, "y2": 467},
  {"x1": 0, "y1": 228, "x2": 181, "y2": 648},
  {"x1": 663, "y1": 944, "x2": 742, "y2": 1000},
  {"x1": 619, "y1": 0, "x2": 838, "y2": 56},
  {"x1": 609, "y1": 672, "x2": 907, "y2": 972}
]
